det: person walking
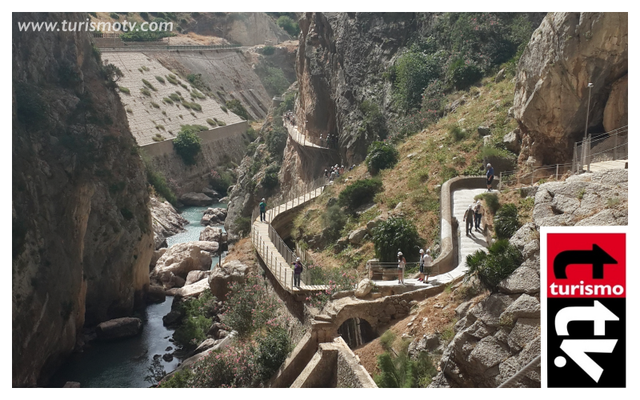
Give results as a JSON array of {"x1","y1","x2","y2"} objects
[
  {"x1": 423, "y1": 249, "x2": 433, "y2": 284},
  {"x1": 463, "y1": 204, "x2": 475, "y2": 236},
  {"x1": 397, "y1": 251, "x2": 406, "y2": 284},
  {"x1": 293, "y1": 257, "x2": 303, "y2": 288},
  {"x1": 474, "y1": 200, "x2": 483, "y2": 232},
  {"x1": 486, "y1": 163, "x2": 494, "y2": 192},
  {"x1": 418, "y1": 249, "x2": 425, "y2": 282},
  {"x1": 259, "y1": 198, "x2": 267, "y2": 222}
]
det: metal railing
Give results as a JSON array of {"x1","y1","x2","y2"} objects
[
  {"x1": 499, "y1": 125, "x2": 628, "y2": 190},
  {"x1": 283, "y1": 119, "x2": 331, "y2": 150},
  {"x1": 250, "y1": 179, "x2": 327, "y2": 291},
  {"x1": 573, "y1": 125, "x2": 628, "y2": 173},
  {"x1": 366, "y1": 261, "x2": 432, "y2": 280}
]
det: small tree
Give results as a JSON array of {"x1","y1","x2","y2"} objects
[
  {"x1": 494, "y1": 203, "x2": 521, "y2": 240},
  {"x1": 372, "y1": 217, "x2": 424, "y2": 262},
  {"x1": 366, "y1": 141, "x2": 399, "y2": 175},
  {"x1": 338, "y1": 178, "x2": 383, "y2": 212},
  {"x1": 173, "y1": 126, "x2": 202, "y2": 165},
  {"x1": 465, "y1": 239, "x2": 522, "y2": 292}
]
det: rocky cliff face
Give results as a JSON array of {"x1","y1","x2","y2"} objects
[
  {"x1": 12, "y1": 12, "x2": 154, "y2": 386},
  {"x1": 514, "y1": 12, "x2": 627, "y2": 167},
  {"x1": 295, "y1": 13, "x2": 425, "y2": 166},
  {"x1": 185, "y1": 12, "x2": 291, "y2": 46},
  {"x1": 430, "y1": 168, "x2": 627, "y2": 388}
]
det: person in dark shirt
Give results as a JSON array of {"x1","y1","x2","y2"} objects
[
  {"x1": 486, "y1": 163, "x2": 494, "y2": 192},
  {"x1": 259, "y1": 198, "x2": 266, "y2": 222}
]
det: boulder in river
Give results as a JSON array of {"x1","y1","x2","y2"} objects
[
  {"x1": 96, "y1": 317, "x2": 143, "y2": 341},
  {"x1": 201, "y1": 208, "x2": 228, "y2": 226},
  {"x1": 151, "y1": 241, "x2": 219, "y2": 279},
  {"x1": 179, "y1": 192, "x2": 216, "y2": 207}
]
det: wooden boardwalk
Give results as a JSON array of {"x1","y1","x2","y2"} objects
[
  {"x1": 251, "y1": 186, "x2": 330, "y2": 294},
  {"x1": 284, "y1": 120, "x2": 331, "y2": 150}
]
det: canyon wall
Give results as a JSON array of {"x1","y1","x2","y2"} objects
[
  {"x1": 514, "y1": 12, "x2": 627, "y2": 167},
  {"x1": 12, "y1": 12, "x2": 154, "y2": 386}
]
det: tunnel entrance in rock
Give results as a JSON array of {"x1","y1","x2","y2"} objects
[{"x1": 337, "y1": 318, "x2": 376, "y2": 349}]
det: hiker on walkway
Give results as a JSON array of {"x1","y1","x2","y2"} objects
[
  {"x1": 463, "y1": 204, "x2": 475, "y2": 236},
  {"x1": 259, "y1": 198, "x2": 267, "y2": 222},
  {"x1": 474, "y1": 200, "x2": 483, "y2": 232},
  {"x1": 293, "y1": 257, "x2": 303, "y2": 288},
  {"x1": 422, "y1": 249, "x2": 433, "y2": 284},
  {"x1": 486, "y1": 163, "x2": 494, "y2": 192},
  {"x1": 397, "y1": 251, "x2": 406, "y2": 284},
  {"x1": 418, "y1": 249, "x2": 426, "y2": 282}
]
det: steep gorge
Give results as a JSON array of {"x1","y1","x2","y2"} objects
[{"x1": 12, "y1": 12, "x2": 154, "y2": 386}]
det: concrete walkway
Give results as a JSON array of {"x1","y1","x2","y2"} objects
[{"x1": 584, "y1": 159, "x2": 627, "y2": 173}]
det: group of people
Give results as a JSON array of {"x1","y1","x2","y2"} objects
[
  {"x1": 396, "y1": 248, "x2": 433, "y2": 285},
  {"x1": 324, "y1": 164, "x2": 354, "y2": 181},
  {"x1": 284, "y1": 111, "x2": 296, "y2": 126},
  {"x1": 463, "y1": 200, "x2": 484, "y2": 236},
  {"x1": 317, "y1": 133, "x2": 339, "y2": 148}
]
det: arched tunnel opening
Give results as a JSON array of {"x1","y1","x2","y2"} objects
[{"x1": 337, "y1": 318, "x2": 377, "y2": 349}]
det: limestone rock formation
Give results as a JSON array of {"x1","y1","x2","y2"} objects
[
  {"x1": 603, "y1": 74, "x2": 628, "y2": 132},
  {"x1": 12, "y1": 12, "x2": 154, "y2": 386},
  {"x1": 151, "y1": 241, "x2": 219, "y2": 280},
  {"x1": 95, "y1": 317, "x2": 143, "y2": 341},
  {"x1": 179, "y1": 192, "x2": 216, "y2": 207},
  {"x1": 150, "y1": 197, "x2": 188, "y2": 249},
  {"x1": 201, "y1": 208, "x2": 228, "y2": 226},
  {"x1": 208, "y1": 259, "x2": 251, "y2": 300},
  {"x1": 430, "y1": 168, "x2": 627, "y2": 388},
  {"x1": 514, "y1": 12, "x2": 627, "y2": 166}
]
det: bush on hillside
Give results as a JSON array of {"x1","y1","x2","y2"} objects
[
  {"x1": 261, "y1": 164, "x2": 280, "y2": 190},
  {"x1": 374, "y1": 339, "x2": 438, "y2": 388},
  {"x1": 365, "y1": 141, "x2": 399, "y2": 175},
  {"x1": 225, "y1": 99, "x2": 250, "y2": 121},
  {"x1": 209, "y1": 168, "x2": 235, "y2": 196},
  {"x1": 173, "y1": 291, "x2": 218, "y2": 349},
  {"x1": 475, "y1": 193, "x2": 499, "y2": 214},
  {"x1": 277, "y1": 15, "x2": 300, "y2": 37},
  {"x1": 173, "y1": 126, "x2": 202, "y2": 165},
  {"x1": 390, "y1": 50, "x2": 443, "y2": 111},
  {"x1": 219, "y1": 277, "x2": 281, "y2": 337},
  {"x1": 372, "y1": 217, "x2": 424, "y2": 262},
  {"x1": 261, "y1": 45, "x2": 276, "y2": 55},
  {"x1": 255, "y1": 326, "x2": 291, "y2": 382},
  {"x1": 359, "y1": 100, "x2": 388, "y2": 140},
  {"x1": 321, "y1": 204, "x2": 347, "y2": 242},
  {"x1": 465, "y1": 239, "x2": 522, "y2": 292},
  {"x1": 494, "y1": 203, "x2": 520, "y2": 240},
  {"x1": 338, "y1": 179, "x2": 383, "y2": 212},
  {"x1": 266, "y1": 118, "x2": 287, "y2": 158}
]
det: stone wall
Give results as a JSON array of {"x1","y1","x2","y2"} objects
[{"x1": 141, "y1": 121, "x2": 248, "y2": 195}]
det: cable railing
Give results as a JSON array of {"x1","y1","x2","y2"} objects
[
  {"x1": 366, "y1": 261, "x2": 432, "y2": 281},
  {"x1": 283, "y1": 119, "x2": 331, "y2": 150},
  {"x1": 250, "y1": 178, "x2": 327, "y2": 292},
  {"x1": 499, "y1": 125, "x2": 628, "y2": 190}
]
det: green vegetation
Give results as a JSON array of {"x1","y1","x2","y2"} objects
[
  {"x1": 359, "y1": 100, "x2": 388, "y2": 140},
  {"x1": 321, "y1": 204, "x2": 348, "y2": 242},
  {"x1": 465, "y1": 239, "x2": 523, "y2": 292},
  {"x1": 338, "y1": 179, "x2": 383, "y2": 212},
  {"x1": 181, "y1": 100, "x2": 202, "y2": 111},
  {"x1": 173, "y1": 292, "x2": 218, "y2": 349},
  {"x1": 209, "y1": 168, "x2": 235, "y2": 196},
  {"x1": 142, "y1": 79, "x2": 157, "y2": 91},
  {"x1": 118, "y1": 86, "x2": 130, "y2": 94},
  {"x1": 276, "y1": 15, "x2": 300, "y2": 36},
  {"x1": 225, "y1": 99, "x2": 250, "y2": 120},
  {"x1": 173, "y1": 126, "x2": 203, "y2": 165},
  {"x1": 186, "y1": 73, "x2": 211, "y2": 94},
  {"x1": 266, "y1": 118, "x2": 287, "y2": 160},
  {"x1": 121, "y1": 17, "x2": 175, "y2": 42},
  {"x1": 206, "y1": 118, "x2": 216, "y2": 126},
  {"x1": 155, "y1": 76, "x2": 165, "y2": 84},
  {"x1": 261, "y1": 164, "x2": 280, "y2": 190},
  {"x1": 166, "y1": 74, "x2": 179, "y2": 85},
  {"x1": 475, "y1": 192, "x2": 500, "y2": 213},
  {"x1": 234, "y1": 216, "x2": 251, "y2": 236},
  {"x1": 255, "y1": 326, "x2": 291, "y2": 382},
  {"x1": 372, "y1": 217, "x2": 424, "y2": 262},
  {"x1": 365, "y1": 141, "x2": 399, "y2": 174},
  {"x1": 494, "y1": 203, "x2": 521, "y2": 240},
  {"x1": 162, "y1": 97, "x2": 173, "y2": 105},
  {"x1": 220, "y1": 276, "x2": 281, "y2": 337},
  {"x1": 150, "y1": 101, "x2": 160, "y2": 108},
  {"x1": 110, "y1": 12, "x2": 120, "y2": 20},
  {"x1": 143, "y1": 156, "x2": 176, "y2": 204},
  {"x1": 374, "y1": 332, "x2": 438, "y2": 388},
  {"x1": 261, "y1": 45, "x2": 276, "y2": 55},
  {"x1": 255, "y1": 62, "x2": 290, "y2": 97},
  {"x1": 191, "y1": 89, "x2": 206, "y2": 100}
]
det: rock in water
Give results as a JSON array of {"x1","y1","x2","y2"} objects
[
  {"x1": 179, "y1": 192, "x2": 215, "y2": 207},
  {"x1": 96, "y1": 318, "x2": 143, "y2": 341},
  {"x1": 151, "y1": 241, "x2": 219, "y2": 279}
]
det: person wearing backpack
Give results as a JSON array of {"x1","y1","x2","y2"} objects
[
  {"x1": 293, "y1": 257, "x2": 303, "y2": 288},
  {"x1": 259, "y1": 198, "x2": 266, "y2": 222}
]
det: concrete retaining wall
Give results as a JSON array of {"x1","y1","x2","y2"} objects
[
  {"x1": 141, "y1": 121, "x2": 248, "y2": 194},
  {"x1": 432, "y1": 175, "x2": 499, "y2": 275}
]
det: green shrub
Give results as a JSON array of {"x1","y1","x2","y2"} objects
[
  {"x1": 155, "y1": 76, "x2": 165, "y2": 84},
  {"x1": 173, "y1": 292, "x2": 217, "y2": 349},
  {"x1": 475, "y1": 193, "x2": 499, "y2": 214},
  {"x1": 144, "y1": 162, "x2": 176, "y2": 204},
  {"x1": 359, "y1": 100, "x2": 388, "y2": 140},
  {"x1": 494, "y1": 203, "x2": 521, "y2": 239},
  {"x1": 465, "y1": 239, "x2": 523, "y2": 292},
  {"x1": 261, "y1": 164, "x2": 279, "y2": 190},
  {"x1": 220, "y1": 277, "x2": 281, "y2": 337},
  {"x1": 338, "y1": 178, "x2": 383, "y2": 212},
  {"x1": 186, "y1": 73, "x2": 210, "y2": 94},
  {"x1": 142, "y1": 79, "x2": 157, "y2": 91},
  {"x1": 276, "y1": 15, "x2": 300, "y2": 36},
  {"x1": 166, "y1": 74, "x2": 179, "y2": 85},
  {"x1": 150, "y1": 101, "x2": 160, "y2": 108},
  {"x1": 255, "y1": 327, "x2": 291, "y2": 382},
  {"x1": 186, "y1": 342, "x2": 256, "y2": 388},
  {"x1": 391, "y1": 50, "x2": 442, "y2": 111},
  {"x1": 234, "y1": 216, "x2": 251, "y2": 236},
  {"x1": 191, "y1": 89, "x2": 206, "y2": 99},
  {"x1": 266, "y1": 120, "x2": 287, "y2": 159},
  {"x1": 118, "y1": 86, "x2": 130, "y2": 94},
  {"x1": 121, "y1": 18, "x2": 175, "y2": 42},
  {"x1": 110, "y1": 12, "x2": 119, "y2": 20},
  {"x1": 321, "y1": 204, "x2": 347, "y2": 242},
  {"x1": 261, "y1": 45, "x2": 276, "y2": 55},
  {"x1": 374, "y1": 340, "x2": 437, "y2": 388},
  {"x1": 162, "y1": 97, "x2": 173, "y2": 105},
  {"x1": 225, "y1": 99, "x2": 250, "y2": 120},
  {"x1": 447, "y1": 58, "x2": 482, "y2": 90},
  {"x1": 448, "y1": 125, "x2": 465, "y2": 142},
  {"x1": 210, "y1": 168, "x2": 235, "y2": 196},
  {"x1": 365, "y1": 141, "x2": 399, "y2": 174},
  {"x1": 169, "y1": 93, "x2": 181, "y2": 102},
  {"x1": 372, "y1": 217, "x2": 424, "y2": 262},
  {"x1": 245, "y1": 127, "x2": 257, "y2": 142},
  {"x1": 221, "y1": 105, "x2": 228, "y2": 113},
  {"x1": 379, "y1": 330, "x2": 396, "y2": 351},
  {"x1": 206, "y1": 118, "x2": 216, "y2": 126},
  {"x1": 173, "y1": 126, "x2": 202, "y2": 165},
  {"x1": 140, "y1": 87, "x2": 151, "y2": 96}
]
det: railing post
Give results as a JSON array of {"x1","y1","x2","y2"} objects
[
  {"x1": 614, "y1": 132, "x2": 618, "y2": 160},
  {"x1": 587, "y1": 134, "x2": 592, "y2": 172},
  {"x1": 499, "y1": 172, "x2": 503, "y2": 191}
]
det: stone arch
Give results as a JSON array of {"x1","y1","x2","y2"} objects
[{"x1": 338, "y1": 318, "x2": 377, "y2": 348}]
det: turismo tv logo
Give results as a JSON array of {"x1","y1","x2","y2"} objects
[{"x1": 546, "y1": 232, "x2": 625, "y2": 387}]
